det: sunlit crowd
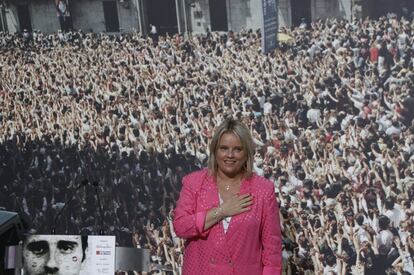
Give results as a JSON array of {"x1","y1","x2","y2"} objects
[{"x1": 1, "y1": 13, "x2": 414, "y2": 274}]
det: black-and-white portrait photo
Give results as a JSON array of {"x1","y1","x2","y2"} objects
[{"x1": 23, "y1": 235, "x2": 88, "y2": 275}]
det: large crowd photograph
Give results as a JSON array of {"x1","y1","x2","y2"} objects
[{"x1": 0, "y1": 0, "x2": 413, "y2": 274}]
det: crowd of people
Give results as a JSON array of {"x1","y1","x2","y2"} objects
[{"x1": 1, "y1": 13, "x2": 414, "y2": 274}]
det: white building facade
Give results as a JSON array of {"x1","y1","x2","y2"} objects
[{"x1": 0, "y1": 0, "x2": 411, "y2": 34}]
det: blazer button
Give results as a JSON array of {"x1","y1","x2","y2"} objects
[
  {"x1": 228, "y1": 259, "x2": 233, "y2": 267},
  {"x1": 210, "y1": 257, "x2": 215, "y2": 264}
]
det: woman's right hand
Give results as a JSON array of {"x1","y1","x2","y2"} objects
[{"x1": 220, "y1": 193, "x2": 253, "y2": 218}]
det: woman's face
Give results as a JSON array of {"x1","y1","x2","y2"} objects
[{"x1": 216, "y1": 132, "x2": 247, "y2": 178}]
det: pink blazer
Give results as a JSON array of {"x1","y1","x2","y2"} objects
[{"x1": 173, "y1": 169, "x2": 282, "y2": 275}]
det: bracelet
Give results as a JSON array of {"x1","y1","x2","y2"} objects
[{"x1": 213, "y1": 206, "x2": 223, "y2": 220}]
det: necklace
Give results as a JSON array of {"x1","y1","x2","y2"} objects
[{"x1": 221, "y1": 178, "x2": 242, "y2": 191}]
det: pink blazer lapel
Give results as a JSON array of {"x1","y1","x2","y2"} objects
[
  {"x1": 197, "y1": 175, "x2": 220, "y2": 211},
  {"x1": 198, "y1": 176, "x2": 229, "y2": 242}
]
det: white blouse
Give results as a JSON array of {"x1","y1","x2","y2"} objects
[{"x1": 219, "y1": 194, "x2": 232, "y2": 233}]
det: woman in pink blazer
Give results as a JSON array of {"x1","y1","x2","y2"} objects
[{"x1": 173, "y1": 118, "x2": 282, "y2": 275}]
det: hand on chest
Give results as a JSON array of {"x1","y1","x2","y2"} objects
[{"x1": 198, "y1": 181, "x2": 261, "y2": 233}]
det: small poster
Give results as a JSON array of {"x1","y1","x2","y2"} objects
[
  {"x1": 84, "y1": 235, "x2": 116, "y2": 275},
  {"x1": 22, "y1": 234, "x2": 115, "y2": 275}
]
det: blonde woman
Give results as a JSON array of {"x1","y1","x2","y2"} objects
[{"x1": 173, "y1": 117, "x2": 282, "y2": 275}]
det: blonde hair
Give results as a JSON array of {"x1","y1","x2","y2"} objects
[{"x1": 208, "y1": 118, "x2": 254, "y2": 178}]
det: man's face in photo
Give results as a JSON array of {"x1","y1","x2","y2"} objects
[{"x1": 23, "y1": 235, "x2": 84, "y2": 275}]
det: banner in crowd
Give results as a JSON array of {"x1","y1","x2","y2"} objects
[
  {"x1": 22, "y1": 235, "x2": 115, "y2": 275},
  {"x1": 261, "y1": 0, "x2": 278, "y2": 53}
]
